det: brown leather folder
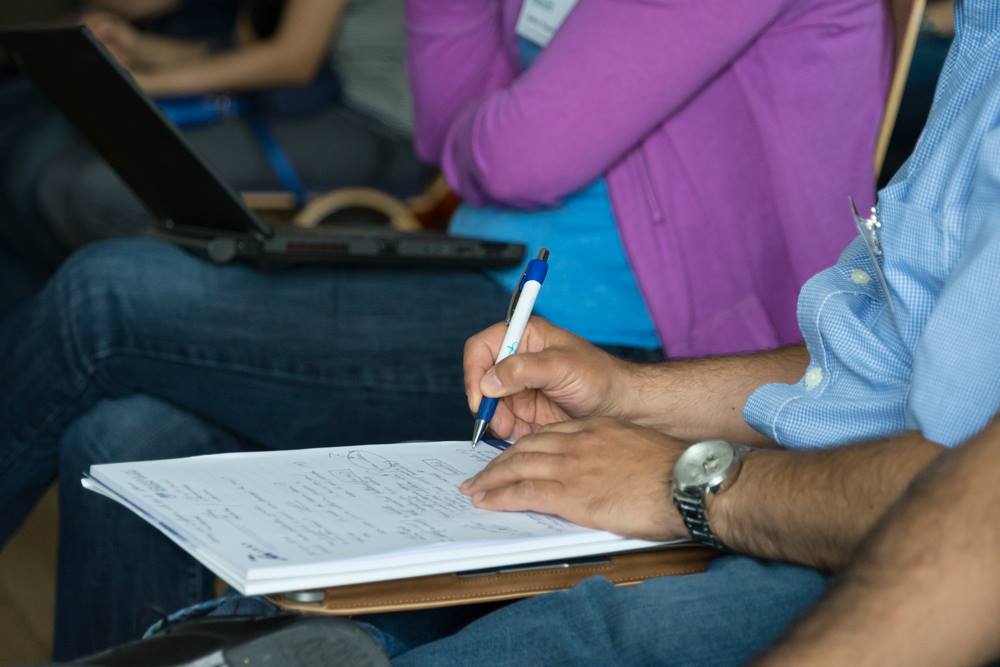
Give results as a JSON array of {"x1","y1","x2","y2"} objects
[{"x1": 269, "y1": 545, "x2": 719, "y2": 616}]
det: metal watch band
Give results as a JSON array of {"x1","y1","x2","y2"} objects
[{"x1": 672, "y1": 491, "x2": 727, "y2": 551}]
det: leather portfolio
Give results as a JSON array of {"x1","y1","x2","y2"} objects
[{"x1": 269, "y1": 545, "x2": 719, "y2": 616}]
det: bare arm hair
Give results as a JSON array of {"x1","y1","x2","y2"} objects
[
  {"x1": 627, "y1": 344, "x2": 809, "y2": 446},
  {"x1": 753, "y1": 416, "x2": 1000, "y2": 667},
  {"x1": 711, "y1": 432, "x2": 946, "y2": 570}
]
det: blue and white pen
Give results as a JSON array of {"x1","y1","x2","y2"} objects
[{"x1": 472, "y1": 248, "x2": 550, "y2": 447}]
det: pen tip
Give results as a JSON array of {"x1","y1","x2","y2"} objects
[{"x1": 471, "y1": 420, "x2": 488, "y2": 447}]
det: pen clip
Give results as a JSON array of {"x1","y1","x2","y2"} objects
[
  {"x1": 505, "y1": 271, "x2": 527, "y2": 324},
  {"x1": 850, "y1": 196, "x2": 883, "y2": 257},
  {"x1": 505, "y1": 248, "x2": 549, "y2": 324},
  {"x1": 848, "y1": 196, "x2": 895, "y2": 316}
]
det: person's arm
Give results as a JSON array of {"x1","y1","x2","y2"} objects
[
  {"x1": 723, "y1": 125, "x2": 1000, "y2": 567},
  {"x1": 94, "y1": 0, "x2": 347, "y2": 97},
  {"x1": 141, "y1": 0, "x2": 346, "y2": 95},
  {"x1": 462, "y1": 124, "x2": 1000, "y2": 567},
  {"x1": 710, "y1": 434, "x2": 945, "y2": 570},
  {"x1": 85, "y1": 0, "x2": 179, "y2": 21},
  {"x1": 464, "y1": 318, "x2": 808, "y2": 445},
  {"x1": 84, "y1": 10, "x2": 211, "y2": 70},
  {"x1": 462, "y1": 415, "x2": 945, "y2": 554},
  {"x1": 465, "y1": 325, "x2": 939, "y2": 561},
  {"x1": 754, "y1": 416, "x2": 1000, "y2": 667},
  {"x1": 424, "y1": 0, "x2": 792, "y2": 208}
]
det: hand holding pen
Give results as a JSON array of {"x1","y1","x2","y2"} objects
[
  {"x1": 471, "y1": 249, "x2": 550, "y2": 446},
  {"x1": 464, "y1": 300, "x2": 638, "y2": 443}
]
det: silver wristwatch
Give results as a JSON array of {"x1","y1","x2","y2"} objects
[{"x1": 671, "y1": 440, "x2": 744, "y2": 551}]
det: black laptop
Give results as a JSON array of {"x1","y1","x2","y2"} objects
[{"x1": 0, "y1": 26, "x2": 525, "y2": 268}]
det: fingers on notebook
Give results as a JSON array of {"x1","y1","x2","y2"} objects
[
  {"x1": 462, "y1": 438, "x2": 572, "y2": 513},
  {"x1": 470, "y1": 479, "x2": 565, "y2": 514}
]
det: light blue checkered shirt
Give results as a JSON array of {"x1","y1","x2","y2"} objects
[{"x1": 745, "y1": 0, "x2": 1000, "y2": 449}]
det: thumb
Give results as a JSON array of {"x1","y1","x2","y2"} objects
[{"x1": 482, "y1": 350, "x2": 571, "y2": 398}]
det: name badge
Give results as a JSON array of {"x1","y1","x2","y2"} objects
[{"x1": 515, "y1": 0, "x2": 580, "y2": 47}]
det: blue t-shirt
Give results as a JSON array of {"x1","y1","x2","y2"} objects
[{"x1": 450, "y1": 38, "x2": 660, "y2": 350}]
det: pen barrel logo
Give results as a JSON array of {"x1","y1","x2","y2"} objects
[{"x1": 503, "y1": 338, "x2": 521, "y2": 358}]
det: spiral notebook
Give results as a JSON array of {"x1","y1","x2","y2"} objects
[{"x1": 82, "y1": 440, "x2": 678, "y2": 596}]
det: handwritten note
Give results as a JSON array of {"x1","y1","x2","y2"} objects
[{"x1": 85, "y1": 441, "x2": 665, "y2": 593}]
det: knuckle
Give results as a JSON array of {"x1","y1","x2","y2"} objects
[{"x1": 515, "y1": 479, "x2": 536, "y2": 498}]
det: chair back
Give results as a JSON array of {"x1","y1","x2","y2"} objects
[{"x1": 875, "y1": 0, "x2": 928, "y2": 174}]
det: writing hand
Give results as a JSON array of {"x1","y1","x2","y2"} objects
[{"x1": 463, "y1": 317, "x2": 637, "y2": 441}]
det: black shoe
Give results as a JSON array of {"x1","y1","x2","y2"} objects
[{"x1": 60, "y1": 614, "x2": 390, "y2": 667}]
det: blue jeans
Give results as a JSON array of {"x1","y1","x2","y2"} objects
[
  {"x1": 0, "y1": 78, "x2": 75, "y2": 314},
  {"x1": 193, "y1": 556, "x2": 826, "y2": 665},
  {"x1": 0, "y1": 238, "x2": 662, "y2": 659}
]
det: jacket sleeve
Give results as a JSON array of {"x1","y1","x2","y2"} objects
[
  {"x1": 406, "y1": 0, "x2": 518, "y2": 166},
  {"x1": 410, "y1": 0, "x2": 792, "y2": 208}
]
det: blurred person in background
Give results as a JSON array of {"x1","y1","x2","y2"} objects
[{"x1": 0, "y1": 0, "x2": 425, "y2": 312}]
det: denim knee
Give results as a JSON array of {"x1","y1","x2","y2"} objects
[
  {"x1": 56, "y1": 237, "x2": 179, "y2": 297},
  {"x1": 58, "y1": 394, "x2": 243, "y2": 482},
  {"x1": 49, "y1": 239, "x2": 191, "y2": 370}
]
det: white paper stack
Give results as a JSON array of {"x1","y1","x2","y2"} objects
[{"x1": 84, "y1": 440, "x2": 670, "y2": 594}]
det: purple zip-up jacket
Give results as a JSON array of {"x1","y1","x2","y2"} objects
[{"x1": 406, "y1": 0, "x2": 890, "y2": 357}]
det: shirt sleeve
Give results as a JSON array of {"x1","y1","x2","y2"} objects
[
  {"x1": 908, "y1": 126, "x2": 1000, "y2": 446},
  {"x1": 426, "y1": 0, "x2": 791, "y2": 208}
]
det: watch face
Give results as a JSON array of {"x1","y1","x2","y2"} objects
[{"x1": 673, "y1": 440, "x2": 735, "y2": 491}]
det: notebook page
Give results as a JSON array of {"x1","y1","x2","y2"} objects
[{"x1": 88, "y1": 441, "x2": 654, "y2": 587}]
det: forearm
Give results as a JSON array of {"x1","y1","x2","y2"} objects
[
  {"x1": 85, "y1": 0, "x2": 178, "y2": 21},
  {"x1": 138, "y1": 41, "x2": 317, "y2": 95},
  {"x1": 138, "y1": 0, "x2": 344, "y2": 96},
  {"x1": 624, "y1": 345, "x2": 808, "y2": 445},
  {"x1": 127, "y1": 33, "x2": 212, "y2": 70},
  {"x1": 711, "y1": 432, "x2": 945, "y2": 570},
  {"x1": 756, "y1": 419, "x2": 1000, "y2": 667}
]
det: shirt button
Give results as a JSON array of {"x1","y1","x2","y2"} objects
[
  {"x1": 804, "y1": 366, "x2": 823, "y2": 389},
  {"x1": 851, "y1": 269, "x2": 871, "y2": 285}
]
